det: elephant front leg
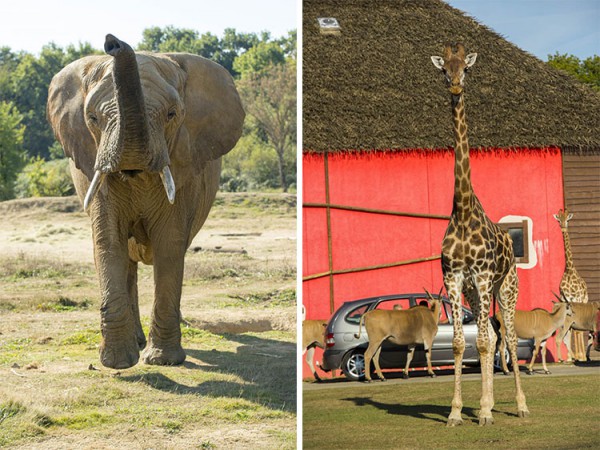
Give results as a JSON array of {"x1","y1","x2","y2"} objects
[
  {"x1": 141, "y1": 241, "x2": 187, "y2": 366},
  {"x1": 93, "y1": 215, "x2": 140, "y2": 369}
]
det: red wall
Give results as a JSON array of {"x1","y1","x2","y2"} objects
[{"x1": 302, "y1": 148, "x2": 567, "y2": 378}]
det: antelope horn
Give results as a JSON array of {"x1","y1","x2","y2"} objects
[
  {"x1": 160, "y1": 166, "x2": 176, "y2": 204},
  {"x1": 83, "y1": 170, "x2": 106, "y2": 211}
]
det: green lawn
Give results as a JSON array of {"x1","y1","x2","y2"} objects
[{"x1": 304, "y1": 374, "x2": 600, "y2": 449}]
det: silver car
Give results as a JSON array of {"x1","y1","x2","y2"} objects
[{"x1": 320, "y1": 293, "x2": 534, "y2": 381}]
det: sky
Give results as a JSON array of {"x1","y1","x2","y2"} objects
[
  {"x1": 445, "y1": 0, "x2": 599, "y2": 60},
  {"x1": 0, "y1": 0, "x2": 297, "y2": 54}
]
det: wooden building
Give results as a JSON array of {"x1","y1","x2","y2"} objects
[{"x1": 302, "y1": 0, "x2": 600, "y2": 377}]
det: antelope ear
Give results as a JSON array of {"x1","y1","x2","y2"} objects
[
  {"x1": 567, "y1": 213, "x2": 574, "y2": 221},
  {"x1": 430, "y1": 56, "x2": 445, "y2": 70},
  {"x1": 465, "y1": 53, "x2": 478, "y2": 68},
  {"x1": 47, "y1": 56, "x2": 107, "y2": 179},
  {"x1": 165, "y1": 53, "x2": 245, "y2": 172},
  {"x1": 552, "y1": 214, "x2": 559, "y2": 221}
]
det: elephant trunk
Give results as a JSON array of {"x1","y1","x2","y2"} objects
[
  {"x1": 84, "y1": 35, "x2": 175, "y2": 210},
  {"x1": 99, "y1": 34, "x2": 150, "y2": 173}
]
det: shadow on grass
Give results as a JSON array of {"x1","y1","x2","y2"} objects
[
  {"x1": 341, "y1": 396, "x2": 478, "y2": 424},
  {"x1": 117, "y1": 333, "x2": 296, "y2": 412}
]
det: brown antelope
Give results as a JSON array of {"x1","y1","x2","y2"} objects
[
  {"x1": 354, "y1": 290, "x2": 442, "y2": 381},
  {"x1": 554, "y1": 294, "x2": 600, "y2": 362},
  {"x1": 303, "y1": 319, "x2": 328, "y2": 381},
  {"x1": 495, "y1": 300, "x2": 572, "y2": 375}
]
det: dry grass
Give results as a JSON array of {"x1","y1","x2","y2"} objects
[{"x1": 0, "y1": 193, "x2": 296, "y2": 449}]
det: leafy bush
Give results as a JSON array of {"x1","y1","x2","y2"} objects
[{"x1": 14, "y1": 157, "x2": 74, "y2": 198}]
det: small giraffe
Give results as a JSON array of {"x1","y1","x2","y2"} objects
[
  {"x1": 431, "y1": 43, "x2": 529, "y2": 426},
  {"x1": 553, "y1": 209, "x2": 589, "y2": 361}
]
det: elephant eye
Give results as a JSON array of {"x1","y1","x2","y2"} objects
[
  {"x1": 167, "y1": 109, "x2": 177, "y2": 121},
  {"x1": 87, "y1": 113, "x2": 98, "y2": 125}
]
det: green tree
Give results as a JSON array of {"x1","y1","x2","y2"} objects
[
  {"x1": 0, "y1": 101, "x2": 26, "y2": 200},
  {"x1": 233, "y1": 41, "x2": 286, "y2": 78},
  {"x1": 14, "y1": 157, "x2": 74, "y2": 198},
  {"x1": 237, "y1": 62, "x2": 296, "y2": 192},
  {"x1": 547, "y1": 53, "x2": 600, "y2": 91}
]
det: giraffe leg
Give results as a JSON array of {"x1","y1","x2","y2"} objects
[
  {"x1": 445, "y1": 274, "x2": 465, "y2": 427},
  {"x1": 499, "y1": 266, "x2": 529, "y2": 418},
  {"x1": 474, "y1": 281, "x2": 495, "y2": 426},
  {"x1": 498, "y1": 326, "x2": 510, "y2": 374}
]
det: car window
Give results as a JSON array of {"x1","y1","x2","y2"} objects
[
  {"x1": 345, "y1": 304, "x2": 369, "y2": 324},
  {"x1": 374, "y1": 298, "x2": 411, "y2": 311}
]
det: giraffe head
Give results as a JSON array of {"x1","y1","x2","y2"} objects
[
  {"x1": 431, "y1": 43, "x2": 477, "y2": 96},
  {"x1": 553, "y1": 209, "x2": 574, "y2": 230}
]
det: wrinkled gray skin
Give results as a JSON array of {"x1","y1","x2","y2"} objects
[{"x1": 47, "y1": 34, "x2": 244, "y2": 369}]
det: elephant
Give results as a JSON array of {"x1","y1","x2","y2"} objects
[{"x1": 47, "y1": 34, "x2": 245, "y2": 369}]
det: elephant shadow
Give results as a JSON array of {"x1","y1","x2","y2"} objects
[
  {"x1": 118, "y1": 334, "x2": 296, "y2": 412},
  {"x1": 342, "y1": 397, "x2": 478, "y2": 424}
]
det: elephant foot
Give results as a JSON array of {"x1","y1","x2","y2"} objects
[
  {"x1": 100, "y1": 337, "x2": 140, "y2": 369},
  {"x1": 141, "y1": 343, "x2": 186, "y2": 366}
]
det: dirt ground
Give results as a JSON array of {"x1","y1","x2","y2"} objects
[{"x1": 0, "y1": 192, "x2": 297, "y2": 449}]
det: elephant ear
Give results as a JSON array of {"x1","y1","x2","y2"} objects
[
  {"x1": 165, "y1": 53, "x2": 245, "y2": 171},
  {"x1": 47, "y1": 56, "x2": 108, "y2": 179}
]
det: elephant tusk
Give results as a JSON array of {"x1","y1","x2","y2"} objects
[
  {"x1": 83, "y1": 170, "x2": 106, "y2": 211},
  {"x1": 160, "y1": 166, "x2": 176, "y2": 204}
]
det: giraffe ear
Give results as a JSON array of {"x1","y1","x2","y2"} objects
[
  {"x1": 431, "y1": 56, "x2": 445, "y2": 70},
  {"x1": 465, "y1": 53, "x2": 477, "y2": 68}
]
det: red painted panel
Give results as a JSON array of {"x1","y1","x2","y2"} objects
[{"x1": 302, "y1": 148, "x2": 567, "y2": 377}]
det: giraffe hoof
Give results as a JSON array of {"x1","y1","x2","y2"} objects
[
  {"x1": 446, "y1": 418, "x2": 463, "y2": 427},
  {"x1": 518, "y1": 409, "x2": 530, "y2": 418},
  {"x1": 479, "y1": 416, "x2": 494, "y2": 426}
]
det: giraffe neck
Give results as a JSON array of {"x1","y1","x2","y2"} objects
[
  {"x1": 451, "y1": 94, "x2": 473, "y2": 216},
  {"x1": 560, "y1": 228, "x2": 574, "y2": 271}
]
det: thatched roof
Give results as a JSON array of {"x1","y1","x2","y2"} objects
[{"x1": 303, "y1": 0, "x2": 600, "y2": 153}]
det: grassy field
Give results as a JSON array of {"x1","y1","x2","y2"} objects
[
  {"x1": 303, "y1": 373, "x2": 600, "y2": 449},
  {"x1": 0, "y1": 193, "x2": 296, "y2": 449}
]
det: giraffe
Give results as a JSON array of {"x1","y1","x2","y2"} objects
[
  {"x1": 553, "y1": 209, "x2": 589, "y2": 361},
  {"x1": 431, "y1": 43, "x2": 529, "y2": 426}
]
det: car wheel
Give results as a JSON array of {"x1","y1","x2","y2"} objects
[{"x1": 341, "y1": 350, "x2": 366, "y2": 381}]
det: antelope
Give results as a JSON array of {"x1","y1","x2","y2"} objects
[
  {"x1": 303, "y1": 319, "x2": 328, "y2": 381},
  {"x1": 554, "y1": 294, "x2": 600, "y2": 363},
  {"x1": 354, "y1": 290, "x2": 442, "y2": 381},
  {"x1": 495, "y1": 300, "x2": 572, "y2": 375}
]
